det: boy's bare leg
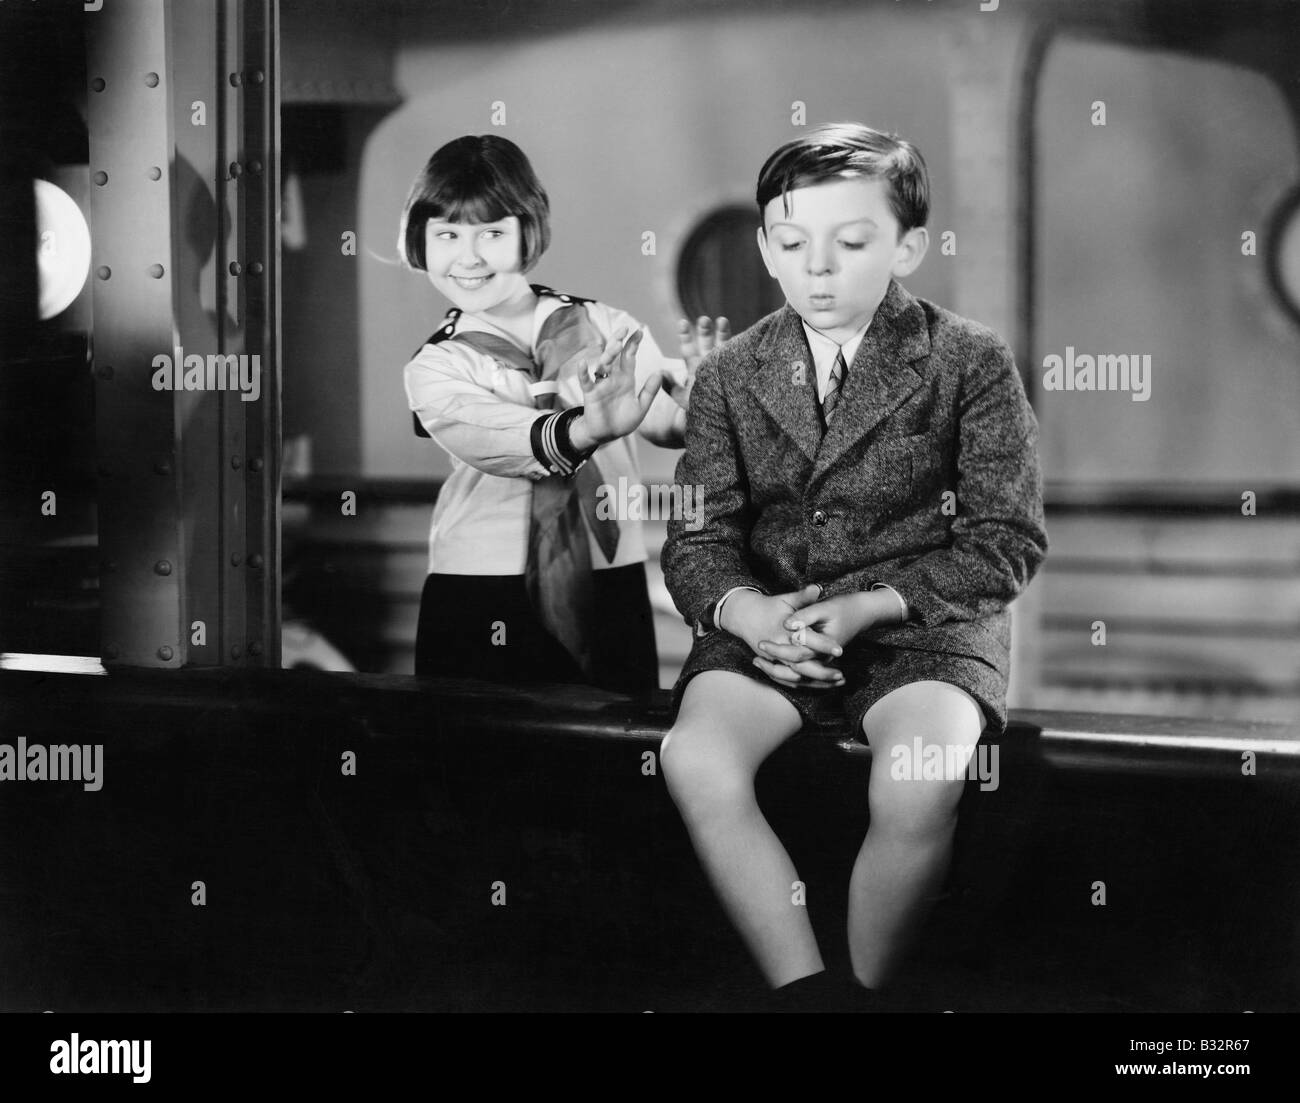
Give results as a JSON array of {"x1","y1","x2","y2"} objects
[
  {"x1": 848, "y1": 680, "x2": 985, "y2": 988},
  {"x1": 661, "y1": 671, "x2": 816, "y2": 987}
]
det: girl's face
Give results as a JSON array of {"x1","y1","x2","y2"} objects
[{"x1": 423, "y1": 215, "x2": 530, "y2": 314}]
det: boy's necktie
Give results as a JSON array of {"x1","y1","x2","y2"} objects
[
  {"x1": 452, "y1": 306, "x2": 620, "y2": 680},
  {"x1": 821, "y1": 346, "x2": 846, "y2": 426}
]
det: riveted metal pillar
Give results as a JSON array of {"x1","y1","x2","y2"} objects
[
  {"x1": 86, "y1": 0, "x2": 279, "y2": 669},
  {"x1": 236, "y1": 0, "x2": 281, "y2": 670},
  {"x1": 86, "y1": 0, "x2": 184, "y2": 668}
]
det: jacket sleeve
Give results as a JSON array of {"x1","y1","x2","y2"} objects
[
  {"x1": 661, "y1": 351, "x2": 770, "y2": 632},
  {"x1": 404, "y1": 343, "x2": 552, "y2": 480},
  {"x1": 823, "y1": 339, "x2": 1048, "y2": 626}
]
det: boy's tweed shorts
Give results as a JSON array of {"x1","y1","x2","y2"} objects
[{"x1": 671, "y1": 628, "x2": 1007, "y2": 741}]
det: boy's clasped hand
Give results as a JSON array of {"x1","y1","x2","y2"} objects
[{"x1": 724, "y1": 585, "x2": 899, "y2": 690}]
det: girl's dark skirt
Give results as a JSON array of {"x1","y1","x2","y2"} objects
[
  {"x1": 671, "y1": 628, "x2": 1008, "y2": 741},
  {"x1": 414, "y1": 563, "x2": 659, "y2": 695}
]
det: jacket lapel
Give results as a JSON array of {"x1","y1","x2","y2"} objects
[
  {"x1": 810, "y1": 279, "x2": 930, "y2": 483},
  {"x1": 747, "y1": 304, "x2": 825, "y2": 465}
]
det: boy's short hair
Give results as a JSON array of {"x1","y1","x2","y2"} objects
[
  {"x1": 398, "y1": 134, "x2": 551, "y2": 273},
  {"x1": 755, "y1": 122, "x2": 930, "y2": 234}
]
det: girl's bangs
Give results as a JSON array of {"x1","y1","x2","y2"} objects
[{"x1": 430, "y1": 187, "x2": 511, "y2": 226}]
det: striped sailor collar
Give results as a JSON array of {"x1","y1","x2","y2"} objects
[
  {"x1": 410, "y1": 286, "x2": 597, "y2": 439},
  {"x1": 428, "y1": 285, "x2": 594, "y2": 344}
]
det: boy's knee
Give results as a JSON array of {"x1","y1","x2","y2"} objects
[
  {"x1": 863, "y1": 681, "x2": 985, "y2": 748},
  {"x1": 863, "y1": 683, "x2": 985, "y2": 837},
  {"x1": 659, "y1": 723, "x2": 752, "y2": 812},
  {"x1": 867, "y1": 772, "x2": 965, "y2": 840}
]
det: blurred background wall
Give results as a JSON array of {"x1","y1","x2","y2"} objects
[
  {"x1": 271, "y1": 0, "x2": 1300, "y2": 717},
  {"x1": 5, "y1": 0, "x2": 1297, "y2": 720}
]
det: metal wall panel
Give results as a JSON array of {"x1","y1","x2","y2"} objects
[
  {"x1": 86, "y1": 0, "x2": 184, "y2": 667},
  {"x1": 86, "y1": 0, "x2": 279, "y2": 668}
]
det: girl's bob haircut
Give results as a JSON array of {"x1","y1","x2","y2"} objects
[{"x1": 398, "y1": 135, "x2": 551, "y2": 273}]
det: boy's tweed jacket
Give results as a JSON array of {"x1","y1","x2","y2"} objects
[{"x1": 662, "y1": 278, "x2": 1048, "y2": 678}]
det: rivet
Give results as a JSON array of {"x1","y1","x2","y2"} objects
[
  {"x1": 93, "y1": 170, "x2": 108, "y2": 186},
  {"x1": 248, "y1": 160, "x2": 263, "y2": 175},
  {"x1": 154, "y1": 560, "x2": 172, "y2": 576},
  {"x1": 144, "y1": 72, "x2": 159, "y2": 88},
  {"x1": 248, "y1": 553, "x2": 264, "y2": 569},
  {"x1": 230, "y1": 552, "x2": 242, "y2": 566},
  {"x1": 229, "y1": 261, "x2": 242, "y2": 276},
  {"x1": 148, "y1": 264, "x2": 165, "y2": 279},
  {"x1": 230, "y1": 162, "x2": 243, "y2": 177},
  {"x1": 148, "y1": 166, "x2": 161, "y2": 181},
  {"x1": 231, "y1": 645, "x2": 242, "y2": 659},
  {"x1": 230, "y1": 72, "x2": 243, "y2": 87},
  {"x1": 249, "y1": 457, "x2": 263, "y2": 472},
  {"x1": 157, "y1": 645, "x2": 173, "y2": 661},
  {"x1": 96, "y1": 266, "x2": 111, "y2": 280},
  {"x1": 153, "y1": 459, "x2": 172, "y2": 476},
  {"x1": 231, "y1": 455, "x2": 242, "y2": 469},
  {"x1": 249, "y1": 70, "x2": 265, "y2": 85},
  {"x1": 96, "y1": 364, "x2": 114, "y2": 381},
  {"x1": 249, "y1": 641, "x2": 263, "y2": 657},
  {"x1": 102, "y1": 646, "x2": 118, "y2": 661},
  {"x1": 91, "y1": 78, "x2": 106, "y2": 92},
  {"x1": 101, "y1": 559, "x2": 116, "y2": 573},
  {"x1": 249, "y1": 261, "x2": 264, "y2": 275}
]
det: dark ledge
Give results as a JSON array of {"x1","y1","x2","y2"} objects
[{"x1": 2, "y1": 666, "x2": 1297, "y2": 778}]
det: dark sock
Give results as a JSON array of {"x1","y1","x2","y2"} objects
[
  {"x1": 843, "y1": 974, "x2": 891, "y2": 1012},
  {"x1": 769, "y1": 969, "x2": 838, "y2": 1013}
]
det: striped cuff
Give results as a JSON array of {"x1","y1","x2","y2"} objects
[{"x1": 530, "y1": 406, "x2": 596, "y2": 478}]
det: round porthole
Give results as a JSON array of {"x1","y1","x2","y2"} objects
[
  {"x1": 676, "y1": 204, "x2": 785, "y2": 332},
  {"x1": 1266, "y1": 182, "x2": 1300, "y2": 327},
  {"x1": 34, "y1": 179, "x2": 91, "y2": 320}
]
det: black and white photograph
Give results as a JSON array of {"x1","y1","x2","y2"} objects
[{"x1": 1, "y1": 0, "x2": 1297, "y2": 1083}]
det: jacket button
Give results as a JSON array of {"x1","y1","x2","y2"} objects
[{"x1": 811, "y1": 509, "x2": 828, "y2": 526}]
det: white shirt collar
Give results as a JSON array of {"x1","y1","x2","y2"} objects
[{"x1": 801, "y1": 317, "x2": 872, "y2": 398}]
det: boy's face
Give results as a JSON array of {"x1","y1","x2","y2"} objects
[
  {"x1": 423, "y1": 215, "x2": 530, "y2": 313},
  {"x1": 757, "y1": 176, "x2": 927, "y2": 342}
]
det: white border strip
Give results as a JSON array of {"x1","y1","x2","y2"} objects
[
  {"x1": 0, "y1": 653, "x2": 108, "y2": 675},
  {"x1": 1042, "y1": 729, "x2": 1300, "y2": 756}
]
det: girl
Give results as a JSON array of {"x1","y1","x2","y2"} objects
[{"x1": 399, "y1": 135, "x2": 725, "y2": 694}]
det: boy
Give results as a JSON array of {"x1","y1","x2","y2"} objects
[{"x1": 660, "y1": 122, "x2": 1048, "y2": 1010}]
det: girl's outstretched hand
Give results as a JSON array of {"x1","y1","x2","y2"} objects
[
  {"x1": 575, "y1": 327, "x2": 662, "y2": 445},
  {"x1": 666, "y1": 315, "x2": 731, "y2": 411}
]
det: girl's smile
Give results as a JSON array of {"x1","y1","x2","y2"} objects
[{"x1": 450, "y1": 273, "x2": 495, "y2": 290}]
